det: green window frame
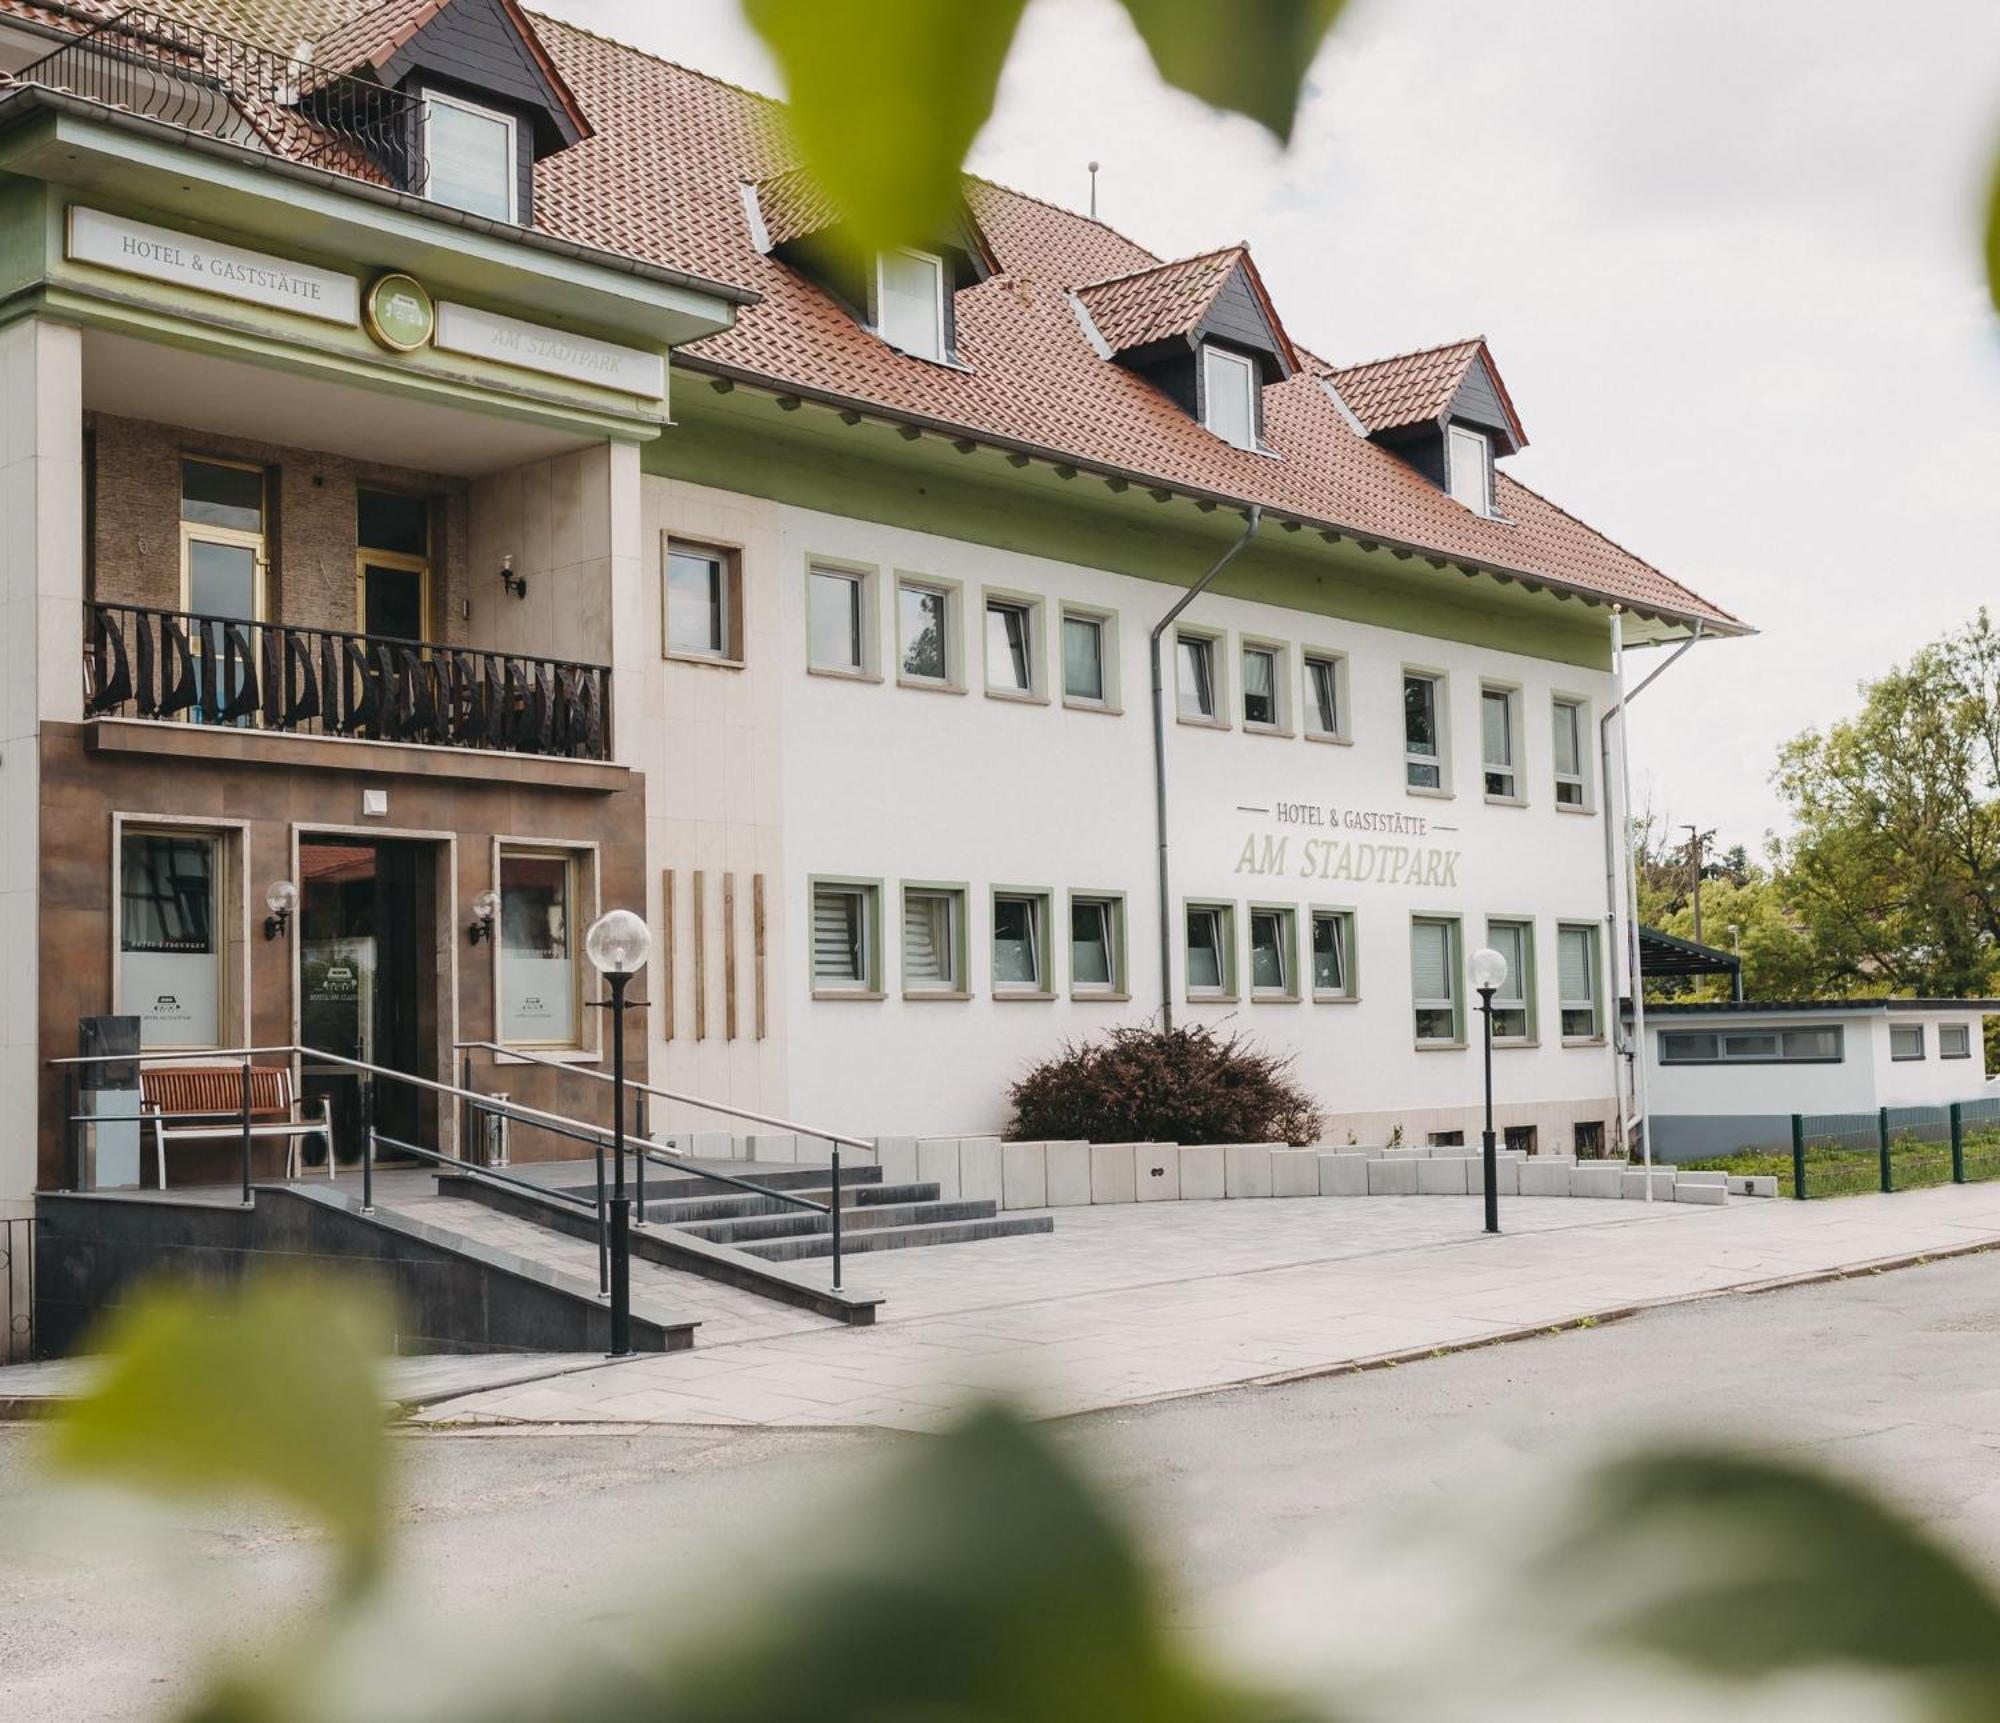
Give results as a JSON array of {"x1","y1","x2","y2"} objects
[
  {"x1": 1483, "y1": 917, "x2": 1535, "y2": 1043},
  {"x1": 1067, "y1": 890, "x2": 1126, "y2": 998},
  {"x1": 899, "y1": 882, "x2": 968, "y2": 998},
  {"x1": 1411, "y1": 914, "x2": 1463, "y2": 1045},
  {"x1": 1310, "y1": 907, "x2": 1357, "y2": 1001},
  {"x1": 1557, "y1": 922, "x2": 1603, "y2": 1041},
  {"x1": 991, "y1": 887, "x2": 1055, "y2": 997},
  {"x1": 1248, "y1": 904, "x2": 1299, "y2": 1000},
  {"x1": 809, "y1": 876, "x2": 884, "y2": 998},
  {"x1": 1184, "y1": 900, "x2": 1237, "y2": 1001}
]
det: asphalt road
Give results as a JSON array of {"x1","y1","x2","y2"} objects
[{"x1": 7, "y1": 1251, "x2": 2000, "y2": 1719}]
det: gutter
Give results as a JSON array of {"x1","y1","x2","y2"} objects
[
  {"x1": 1600, "y1": 614, "x2": 1704, "y2": 1187},
  {"x1": 1151, "y1": 505, "x2": 1262, "y2": 1029}
]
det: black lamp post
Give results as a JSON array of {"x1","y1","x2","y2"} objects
[
  {"x1": 1469, "y1": 944, "x2": 1509, "y2": 1236},
  {"x1": 585, "y1": 908, "x2": 651, "y2": 1357}
]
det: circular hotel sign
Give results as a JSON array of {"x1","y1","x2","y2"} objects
[{"x1": 363, "y1": 272, "x2": 435, "y2": 352}]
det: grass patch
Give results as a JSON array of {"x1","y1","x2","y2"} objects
[{"x1": 1682, "y1": 1130, "x2": 2000, "y2": 1198}]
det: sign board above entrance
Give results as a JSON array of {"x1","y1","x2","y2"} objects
[
  {"x1": 67, "y1": 207, "x2": 359, "y2": 326},
  {"x1": 435, "y1": 301, "x2": 666, "y2": 397}
]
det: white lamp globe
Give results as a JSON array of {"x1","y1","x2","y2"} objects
[
  {"x1": 472, "y1": 888, "x2": 500, "y2": 925},
  {"x1": 585, "y1": 909, "x2": 651, "y2": 977},
  {"x1": 1469, "y1": 945, "x2": 1509, "y2": 994},
  {"x1": 265, "y1": 878, "x2": 298, "y2": 918}
]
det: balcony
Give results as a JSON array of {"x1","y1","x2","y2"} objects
[{"x1": 84, "y1": 603, "x2": 612, "y2": 763}]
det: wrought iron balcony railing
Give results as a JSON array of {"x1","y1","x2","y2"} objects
[
  {"x1": 16, "y1": 8, "x2": 421, "y2": 187},
  {"x1": 84, "y1": 602, "x2": 613, "y2": 762}
]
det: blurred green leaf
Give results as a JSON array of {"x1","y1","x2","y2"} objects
[
  {"x1": 743, "y1": 0, "x2": 1029, "y2": 255},
  {"x1": 1116, "y1": 0, "x2": 1346, "y2": 142},
  {"x1": 45, "y1": 1274, "x2": 392, "y2": 1594}
]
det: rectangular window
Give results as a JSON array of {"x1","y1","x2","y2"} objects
[
  {"x1": 181, "y1": 458, "x2": 264, "y2": 622},
  {"x1": 1485, "y1": 919, "x2": 1533, "y2": 1041},
  {"x1": 1185, "y1": 902, "x2": 1234, "y2": 999},
  {"x1": 1311, "y1": 909, "x2": 1355, "y2": 1000},
  {"x1": 1411, "y1": 916, "x2": 1462, "y2": 1044},
  {"x1": 1660, "y1": 1027, "x2": 1845, "y2": 1064},
  {"x1": 1404, "y1": 671, "x2": 1444, "y2": 790},
  {"x1": 1557, "y1": 923, "x2": 1601, "y2": 1040},
  {"x1": 1482, "y1": 685, "x2": 1519, "y2": 799},
  {"x1": 1177, "y1": 632, "x2": 1218, "y2": 720},
  {"x1": 898, "y1": 579, "x2": 954, "y2": 685},
  {"x1": 422, "y1": 92, "x2": 517, "y2": 222},
  {"x1": 1447, "y1": 423, "x2": 1491, "y2": 515},
  {"x1": 666, "y1": 543, "x2": 733, "y2": 660},
  {"x1": 1304, "y1": 653, "x2": 1345, "y2": 739},
  {"x1": 876, "y1": 248, "x2": 947, "y2": 361},
  {"x1": 812, "y1": 881, "x2": 878, "y2": 994},
  {"x1": 992, "y1": 892, "x2": 1049, "y2": 994},
  {"x1": 984, "y1": 598, "x2": 1035, "y2": 695},
  {"x1": 1891, "y1": 1024, "x2": 1926, "y2": 1061},
  {"x1": 358, "y1": 491, "x2": 432, "y2": 642},
  {"x1": 1069, "y1": 893, "x2": 1123, "y2": 996},
  {"x1": 1242, "y1": 644, "x2": 1280, "y2": 729},
  {"x1": 1553, "y1": 697, "x2": 1589, "y2": 808},
  {"x1": 120, "y1": 829, "x2": 224, "y2": 1049},
  {"x1": 808, "y1": 565, "x2": 866, "y2": 674},
  {"x1": 1505, "y1": 1125, "x2": 1538, "y2": 1156},
  {"x1": 1201, "y1": 344, "x2": 1258, "y2": 450},
  {"x1": 1428, "y1": 1130, "x2": 1465, "y2": 1148},
  {"x1": 1941, "y1": 1023, "x2": 1973, "y2": 1060},
  {"x1": 1249, "y1": 906, "x2": 1296, "y2": 1000},
  {"x1": 499, "y1": 849, "x2": 579, "y2": 1046},
  {"x1": 1062, "y1": 612, "x2": 1106, "y2": 704},
  {"x1": 900, "y1": 886, "x2": 963, "y2": 995}
]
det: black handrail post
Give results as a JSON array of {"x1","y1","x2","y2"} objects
[
  {"x1": 634, "y1": 1088, "x2": 648, "y2": 1227},
  {"x1": 64, "y1": 1066, "x2": 79, "y2": 1192},
  {"x1": 1790, "y1": 1114, "x2": 1807, "y2": 1201},
  {"x1": 607, "y1": 969, "x2": 633, "y2": 1357},
  {"x1": 1951, "y1": 1102, "x2": 1966, "y2": 1184},
  {"x1": 239, "y1": 1057, "x2": 253, "y2": 1206},
  {"x1": 830, "y1": 1140, "x2": 843, "y2": 1291},
  {"x1": 458, "y1": 1047, "x2": 473, "y2": 1164},
  {"x1": 361, "y1": 1076, "x2": 375, "y2": 1214}
]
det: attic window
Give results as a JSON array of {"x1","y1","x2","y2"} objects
[
  {"x1": 1446, "y1": 424, "x2": 1492, "y2": 516},
  {"x1": 421, "y1": 91, "x2": 518, "y2": 222},
  {"x1": 876, "y1": 248, "x2": 947, "y2": 361},
  {"x1": 1202, "y1": 345, "x2": 1259, "y2": 451}
]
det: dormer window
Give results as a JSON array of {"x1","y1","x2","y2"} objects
[
  {"x1": 875, "y1": 248, "x2": 947, "y2": 361},
  {"x1": 1446, "y1": 423, "x2": 1492, "y2": 516},
  {"x1": 1202, "y1": 344, "x2": 1259, "y2": 451},
  {"x1": 421, "y1": 91, "x2": 518, "y2": 222}
]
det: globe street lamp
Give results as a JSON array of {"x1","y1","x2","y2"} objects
[
  {"x1": 585, "y1": 909, "x2": 650, "y2": 1357},
  {"x1": 1469, "y1": 944, "x2": 1508, "y2": 1236}
]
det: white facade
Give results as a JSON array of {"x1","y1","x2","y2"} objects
[{"x1": 640, "y1": 475, "x2": 1627, "y2": 1153}]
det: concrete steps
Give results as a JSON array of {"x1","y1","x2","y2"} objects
[
  {"x1": 680, "y1": 1198, "x2": 1014, "y2": 1245},
  {"x1": 742, "y1": 1212, "x2": 1055, "y2": 1262}
]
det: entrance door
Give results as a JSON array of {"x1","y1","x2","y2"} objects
[
  {"x1": 298, "y1": 837, "x2": 438, "y2": 1165},
  {"x1": 361, "y1": 561, "x2": 428, "y2": 641}
]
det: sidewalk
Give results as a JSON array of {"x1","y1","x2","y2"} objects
[{"x1": 407, "y1": 1183, "x2": 2000, "y2": 1432}]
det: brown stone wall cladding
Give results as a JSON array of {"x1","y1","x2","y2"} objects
[
  {"x1": 35, "y1": 721, "x2": 649, "y2": 1190},
  {"x1": 86, "y1": 412, "x2": 472, "y2": 639}
]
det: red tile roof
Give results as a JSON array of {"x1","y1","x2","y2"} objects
[
  {"x1": 749, "y1": 164, "x2": 838, "y2": 252},
  {"x1": 1329, "y1": 338, "x2": 1474, "y2": 431},
  {"x1": 1, "y1": 0, "x2": 1742, "y2": 632}
]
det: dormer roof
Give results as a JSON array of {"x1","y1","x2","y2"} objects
[
  {"x1": 1073, "y1": 244, "x2": 1299, "y2": 377},
  {"x1": 1323, "y1": 336, "x2": 1527, "y2": 453}
]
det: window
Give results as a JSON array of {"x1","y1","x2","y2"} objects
[
  {"x1": 1062, "y1": 609, "x2": 1111, "y2": 706},
  {"x1": 992, "y1": 892, "x2": 1050, "y2": 995},
  {"x1": 898, "y1": 578, "x2": 956, "y2": 686},
  {"x1": 1942, "y1": 1023, "x2": 1973, "y2": 1060},
  {"x1": 808, "y1": 564, "x2": 868, "y2": 674},
  {"x1": 1557, "y1": 924, "x2": 1601, "y2": 1040},
  {"x1": 1411, "y1": 916, "x2": 1462, "y2": 1044},
  {"x1": 1505, "y1": 1125, "x2": 1538, "y2": 1156},
  {"x1": 1482, "y1": 685, "x2": 1520, "y2": 799},
  {"x1": 358, "y1": 491, "x2": 432, "y2": 642},
  {"x1": 900, "y1": 886, "x2": 964, "y2": 996},
  {"x1": 1242, "y1": 644, "x2": 1282, "y2": 730},
  {"x1": 1553, "y1": 697, "x2": 1589, "y2": 809},
  {"x1": 1660, "y1": 1027, "x2": 1845, "y2": 1065},
  {"x1": 181, "y1": 458, "x2": 264, "y2": 620},
  {"x1": 1574, "y1": 1120, "x2": 1606, "y2": 1158},
  {"x1": 812, "y1": 881, "x2": 879, "y2": 994},
  {"x1": 1311, "y1": 909, "x2": 1355, "y2": 1000},
  {"x1": 422, "y1": 92, "x2": 517, "y2": 222},
  {"x1": 666, "y1": 542, "x2": 739, "y2": 662},
  {"x1": 120, "y1": 829, "x2": 225, "y2": 1049},
  {"x1": 1428, "y1": 1130, "x2": 1465, "y2": 1148},
  {"x1": 498, "y1": 850, "x2": 580, "y2": 1046},
  {"x1": 984, "y1": 597, "x2": 1037, "y2": 696},
  {"x1": 1201, "y1": 344, "x2": 1259, "y2": 450},
  {"x1": 1177, "y1": 632, "x2": 1219, "y2": 721},
  {"x1": 1303, "y1": 653, "x2": 1346, "y2": 740},
  {"x1": 1404, "y1": 671, "x2": 1445, "y2": 790},
  {"x1": 1891, "y1": 1024, "x2": 1926, "y2": 1061},
  {"x1": 1249, "y1": 906, "x2": 1297, "y2": 1000},
  {"x1": 1484, "y1": 919, "x2": 1533, "y2": 1041},
  {"x1": 1069, "y1": 893, "x2": 1124, "y2": 997},
  {"x1": 1446, "y1": 423, "x2": 1491, "y2": 515},
  {"x1": 1185, "y1": 902, "x2": 1234, "y2": 999},
  {"x1": 875, "y1": 248, "x2": 946, "y2": 361}
]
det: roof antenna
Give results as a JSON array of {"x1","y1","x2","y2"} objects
[{"x1": 1087, "y1": 160, "x2": 1099, "y2": 219}]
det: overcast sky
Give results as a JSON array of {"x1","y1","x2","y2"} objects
[{"x1": 542, "y1": 0, "x2": 2000, "y2": 855}]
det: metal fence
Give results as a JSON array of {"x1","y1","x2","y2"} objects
[
  {"x1": 2, "y1": 1216, "x2": 32, "y2": 1364},
  {"x1": 1790, "y1": 1098, "x2": 2000, "y2": 1199}
]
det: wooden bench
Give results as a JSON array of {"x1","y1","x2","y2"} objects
[{"x1": 140, "y1": 1066, "x2": 335, "y2": 1189}]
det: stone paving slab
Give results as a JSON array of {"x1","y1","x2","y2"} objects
[{"x1": 405, "y1": 1184, "x2": 2000, "y2": 1433}]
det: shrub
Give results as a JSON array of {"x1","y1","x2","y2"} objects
[{"x1": 1007, "y1": 1021, "x2": 1323, "y2": 1146}]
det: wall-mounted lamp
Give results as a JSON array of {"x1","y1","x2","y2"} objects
[
  {"x1": 468, "y1": 888, "x2": 499, "y2": 945},
  {"x1": 264, "y1": 879, "x2": 297, "y2": 942},
  {"x1": 499, "y1": 554, "x2": 528, "y2": 601}
]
